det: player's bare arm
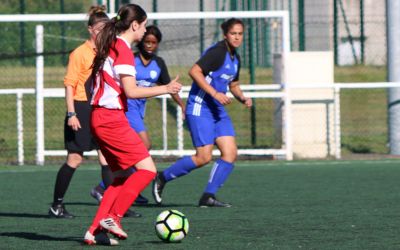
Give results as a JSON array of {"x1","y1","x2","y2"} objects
[
  {"x1": 65, "y1": 85, "x2": 81, "y2": 131},
  {"x1": 158, "y1": 80, "x2": 185, "y2": 118},
  {"x1": 229, "y1": 81, "x2": 252, "y2": 108},
  {"x1": 189, "y1": 64, "x2": 231, "y2": 105},
  {"x1": 170, "y1": 92, "x2": 186, "y2": 120},
  {"x1": 121, "y1": 74, "x2": 181, "y2": 98}
]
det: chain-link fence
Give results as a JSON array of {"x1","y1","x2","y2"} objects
[
  {"x1": 0, "y1": 0, "x2": 390, "y2": 165},
  {"x1": 340, "y1": 88, "x2": 388, "y2": 156}
]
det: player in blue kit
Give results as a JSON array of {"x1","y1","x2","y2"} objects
[
  {"x1": 90, "y1": 25, "x2": 185, "y2": 205},
  {"x1": 126, "y1": 25, "x2": 185, "y2": 149},
  {"x1": 152, "y1": 18, "x2": 252, "y2": 207}
]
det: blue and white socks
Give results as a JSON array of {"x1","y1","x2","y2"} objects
[
  {"x1": 162, "y1": 157, "x2": 234, "y2": 196},
  {"x1": 204, "y1": 159, "x2": 234, "y2": 195},
  {"x1": 163, "y1": 156, "x2": 197, "y2": 182}
]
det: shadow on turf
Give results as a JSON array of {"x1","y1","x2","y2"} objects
[
  {"x1": 0, "y1": 212, "x2": 50, "y2": 219},
  {"x1": 143, "y1": 240, "x2": 168, "y2": 244},
  {"x1": 132, "y1": 240, "x2": 174, "y2": 246},
  {"x1": 136, "y1": 203, "x2": 197, "y2": 208},
  {"x1": 63, "y1": 202, "x2": 98, "y2": 206},
  {"x1": 0, "y1": 212, "x2": 86, "y2": 219},
  {"x1": 0, "y1": 232, "x2": 81, "y2": 243},
  {"x1": 62, "y1": 202, "x2": 197, "y2": 208}
]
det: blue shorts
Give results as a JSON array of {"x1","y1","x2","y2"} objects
[
  {"x1": 125, "y1": 110, "x2": 147, "y2": 133},
  {"x1": 186, "y1": 114, "x2": 235, "y2": 147}
]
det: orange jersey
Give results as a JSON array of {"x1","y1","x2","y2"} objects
[{"x1": 64, "y1": 40, "x2": 95, "y2": 101}]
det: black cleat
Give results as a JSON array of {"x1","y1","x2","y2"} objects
[
  {"x1": 84, "y1": 230, "x2": 119, "y2": 246},
  {"x1": 48, "y1": 203, "x2": 75, "y2": 218},
  {"x1": 135, "y1": 193, "x2": 149, "y2": 204},
  {"x1": 124, "y1": 209, "x2": 142, "y2": 218},
  {"x1": 198, "y1": 195, "x2": 232, "y2": 208},
  {"x1": 152, "y1": 172, "x2": 166, "y2": 204}
]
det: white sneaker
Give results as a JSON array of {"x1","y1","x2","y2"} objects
[
  {"x1": 83, "y1": 230, "x2": 119, "y2": 246},
  {"x1": 100, "y1": 217, "x2": 128, "y2": 240}
]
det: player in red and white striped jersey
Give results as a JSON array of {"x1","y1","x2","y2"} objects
[{"x1": 83, "y1": 4, "x2": 181, "y2": 245}]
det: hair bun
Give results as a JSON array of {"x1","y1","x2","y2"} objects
[{"x1": 88, "y1": 5, "x2": 107, "y2": 15}]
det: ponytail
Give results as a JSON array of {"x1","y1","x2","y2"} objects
[
  {"x1": 92, "y1": 20, "x2": 118, "y2": 74},
  {"x1": 92, "y1": 4, "x2": 147, "y2": 75}
]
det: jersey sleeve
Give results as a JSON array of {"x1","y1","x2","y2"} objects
[
  {"x1": 63, "y1": 49, "x2": 81, "y2": 87},
  {"x1": 196, "y1": 45, "x2": 226, "y2": 76},
  {"x1": 233, "y1": 54, "x2": 241, "y2": 82},
  {"x1": 113, "y1": 40, "x2": 136, "y2": 77},
  {"x1": 155, "y1": 56, "x2": 171, "y2": 85}
]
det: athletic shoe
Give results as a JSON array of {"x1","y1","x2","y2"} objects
[
  {"x1": 124, "y1": 209, "x2": 142, "y2": 218},
  {"x1": 90, "y1": 185, "x2": 104, "y2": 203},
  {"x1": 198, "y1": 195, "x2": 232, "y2": 208},
  {"x1": 135, "y1": 193, "x2": 149, "y2": 204},
  {"x1": 83, "y1": 230, "x2": 119, "y2": 246},
  {"x1": 100, "y1": 217, "x2": 128, "y2": 240},
  {"x1": 152, "y1": 172, "x2": 165, "y2": 204},
  {"x1": 48, "y1": 203, "x2": 75, "y2": 218}
]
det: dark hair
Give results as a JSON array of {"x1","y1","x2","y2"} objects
[
  {"x1": 87, "y1": 5, "x2": 109, "y2": 27},
  {"x1": 145, "y1": 25, "x2": 162, "y2": 42},
  {"x1": 136, "y1": 25, "x2": 162, "y2": 55},
  {"x1": 92, "y1": 4, "x2": 147, "y2": 74},
  {"x1": 220, "y1": 18, "x2": 244, "y2": 35}
]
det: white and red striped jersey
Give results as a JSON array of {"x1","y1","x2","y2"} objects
[{"x1": 91, "y1": 37, "x2": 137, "y2": 110}]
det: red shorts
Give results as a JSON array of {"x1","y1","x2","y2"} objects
[{"x1": 91, "y1": 107, "x2": 150, "y2": 171}]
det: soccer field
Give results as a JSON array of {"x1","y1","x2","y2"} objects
[{"x1": 1, "y1": 160, "x2": 400, "y2": 249}]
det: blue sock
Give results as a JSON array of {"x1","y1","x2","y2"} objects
[
  {"x1": 204, "y1": 159, "x2": 234, "y2": 195},
  {"x1": 99, "y1": 181, "x2": 106, "y2": 189},
  {"x1": 163, "y1": 156, "x2": 197, "y2": 182}
]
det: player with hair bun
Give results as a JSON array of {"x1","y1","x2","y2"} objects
[
  {"x1": 48, "y1": 5, "x2": 112, "y2": 221},
  {"x1": 152, "y1": 18, "x2": 252, "y2": 208}
]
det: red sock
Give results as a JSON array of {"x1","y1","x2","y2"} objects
[
  {"x1": 88, "y1": 177, "x2": 126, "y2": 234},
  {"x1": 110, "y1": 169, "x2": 156, "y2": 217}
]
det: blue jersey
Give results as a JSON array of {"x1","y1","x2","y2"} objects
[
  {"x1": 126, "y1": 53, "x2": 170, "y2": 119},
  {"x1": 186, "y1": 40, "x2": 241, "y2": 118}
]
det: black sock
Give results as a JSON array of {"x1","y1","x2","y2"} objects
[
  {"x1": 52, "y1": 163, "x2": 76, "y2": 206},
  {"x1": 101, "y1": 165, "x2": 114, "y2": 189}
]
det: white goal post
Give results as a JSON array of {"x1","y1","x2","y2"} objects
[
  {"x1": 0, "y1": 11, "x2": 290, "y2": 54},
  {"x1": 0, "y1": 11, "x2": 292, "y2": 165}
]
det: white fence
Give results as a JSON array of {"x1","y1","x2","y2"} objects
[
  {"x1": 3, "y1": 82, "x2": 400, "y2": 165},
  {"x1": 16, "y1": 10, "x2": 290, "y2": 165},
  {"x1": 2, "y1": 10, "x2": 396, "y2": 164},
  {"x1": 1, "y1": 85, "x2": 289, "y2": 165}
]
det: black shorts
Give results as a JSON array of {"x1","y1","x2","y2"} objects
[{"x1": 64, "y1": 101, "x2": 99, "y2": 152}]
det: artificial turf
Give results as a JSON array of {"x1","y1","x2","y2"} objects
[{"x1": 1, "y1": 159, "x2": 400, "y2": 249}]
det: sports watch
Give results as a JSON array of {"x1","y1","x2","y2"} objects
[{"x1": 67, "y1": 112, "x2": 77, "y2": 118}]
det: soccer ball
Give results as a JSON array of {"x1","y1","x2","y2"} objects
[{"x1": 155, "y1": 210, "x2": 189, "y2": 242}]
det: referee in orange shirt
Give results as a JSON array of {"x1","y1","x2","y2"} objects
[{"x1": 48, "y1": 6, "x2": 116, "y2": 219}]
